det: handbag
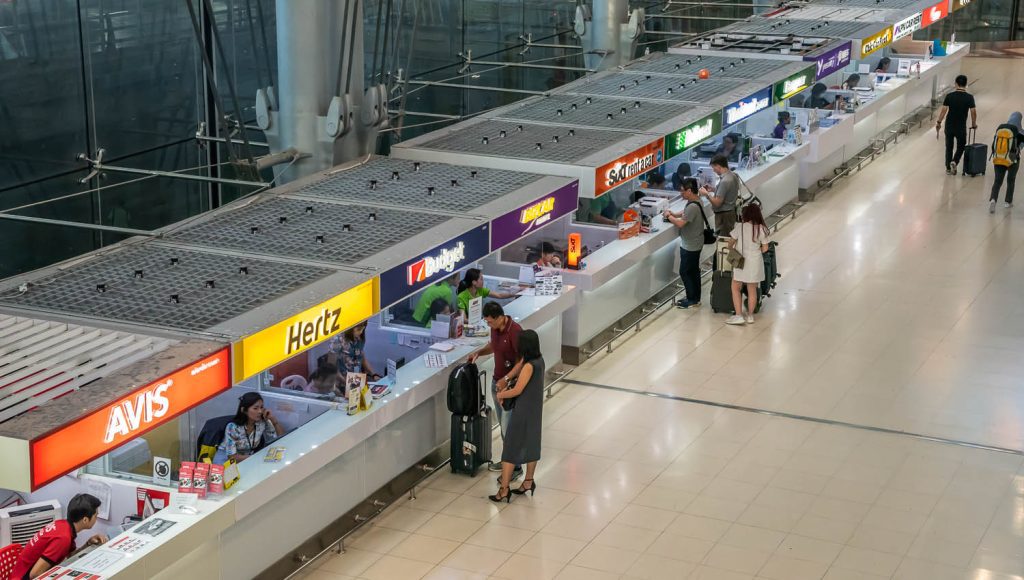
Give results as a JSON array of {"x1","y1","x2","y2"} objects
[
  {"x1": 689, "y1": 201, "x2": 716, "y2": 245},
  {"x1": 726, "y1": 225, "x2": 746, "y2": 269}
]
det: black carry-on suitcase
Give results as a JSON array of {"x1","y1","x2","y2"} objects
[
  {"x1": 964, "y1": 128, "x2": 987, "y2": 177},
  {"x1": 761, "y1": 241, "x2": 781, "y2": 298},
  {"x1": 448, "y1": 364, "x2": 491, "y2": 476}
]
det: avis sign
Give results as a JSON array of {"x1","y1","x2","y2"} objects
[
  {"x1": 379, "y1": 225, "x2": 490, "y2": 307},
  {"x1": 893, "y1": 12, "x2": 922, "y2": 40},
  {"x1": 29, "y1": 348, "x2": 231, "y2": 489},
  {"x1": 921, "y1": 0, "x2": 949, "y2": 26},
  {"x1": 594, "y1": 139, "x2": 665, "y2": 197}
]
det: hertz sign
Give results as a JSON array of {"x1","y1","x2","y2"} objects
[{"x1": 860, "y1": 27, "x2": 893, "y2": 59}]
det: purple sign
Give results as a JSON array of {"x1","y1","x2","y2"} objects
[
  {"x1": 490, "y1": 181, "x2": 580, "y2": 251},
  {"x1": 805, "y1": 41, "x2": 853, "y2": 81}
]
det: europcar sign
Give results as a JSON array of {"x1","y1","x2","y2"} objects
[{"x1": 893, "y1": 13, "x2": 922, "y2": 40}]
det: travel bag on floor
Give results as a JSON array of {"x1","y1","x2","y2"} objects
[
  {"x1": 711, "y1": 270, "x2": 736, "y2": 313},
  {"x1": 447, "y1": 362, "x2": 482, "y2": 416},
  {"x1": 450, "y1": 408, "x2": 492, "y2": 476},
  {"x1": 761, "y1": 241, "x2": 781, "y2": 298},
  {"x1": 964, "y1": 128, "x2": 987, "y2": 177}
]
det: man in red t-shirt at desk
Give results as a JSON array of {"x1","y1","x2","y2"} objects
[
  {"x1": 469, "y1": 302, "x2": 524, "y2": 481},
  {"x1": 10, "y1": 494, "x2": 107, "y2": 580}
]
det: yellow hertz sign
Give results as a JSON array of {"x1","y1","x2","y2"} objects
[
  {"x1": 520, "y1": 197, "x2": 556, "y2": 224},
  {"x1": 860, "y1": 27, "x2": 893, "y2": 59},
  {"x1": 233, "y1": 278, "x2": 379, "y2": 382}
]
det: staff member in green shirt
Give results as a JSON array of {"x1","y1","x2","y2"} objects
[
  {"x1": 412, "y1": 271, "x2": 460, "y2": 326},
  {"x1": 456, "y1": 268, "x2": 516, "y2": 316}
]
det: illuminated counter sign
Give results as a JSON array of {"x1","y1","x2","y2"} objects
[
  {"x1": 893, "y1": 12, "x2": 923, "y2": 40},
  {"x1": 491, "y1": 182, "x2": 580, "y2": 251},
  {"x1": 233, "y1": 279, "x2": 379, "y2": 382},
  {"x1": 723, "y1": 86, "x2": 773, "y2": 128},
  {"x1": 773, "y1": 65, "x2": 817, "y2": 102},
  {"x1": 379, "y1": 225, "x2": 491, "y2": 308},
  {"x1": 29, "y1": 348, "x2": 232, "y2": 490},
  {"x1": 665, "y1": 111, "x2": 723, "y2": 160},
  {"x1": 805, "y1": 42, "x2": 852, "y2": 81},
  {"x1": 951, "y1": 0, "x2": 972, "y2": 11},
  {"x1": 860, "y1": 27, "x2": 893, "y2": 59},
  {"x1": 594, "y1": 139, "x2": 665, "y2": 197},
  {"x1": 921, "y1": 0, "x2": 949, "y2": 26}
]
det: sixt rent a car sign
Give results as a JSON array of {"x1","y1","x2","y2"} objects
[
  {"x1": 594, "y1": 139, "x2": 665, "y2": 197},
  {"x1": 921, "y1": 0, "x2": 949, "y2": 26},
  {"x1": 860, "y1": 27, "x2": 893, "y2": 59},
  {"x1": 893, "y1": 12, "x2": 923, "y2": 40},
  {"x1": 378, "y1": 225, "x2": 491, "y2": 308}
]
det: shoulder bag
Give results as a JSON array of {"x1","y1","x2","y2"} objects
[
  {"x1": 727, "y1": 225, "x2": 746, "y2": 269},
  {"x1": 688, "y1": 201, "x2": 717, "y2": 245}
]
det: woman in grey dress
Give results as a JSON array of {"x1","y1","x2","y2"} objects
[{"x1": 490, "y1": 330, "x2": 544, "y2": 502}]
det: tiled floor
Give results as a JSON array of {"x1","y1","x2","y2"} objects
[{"x1": 309, "y1": 58, "x2": 1024, "y2": 580}]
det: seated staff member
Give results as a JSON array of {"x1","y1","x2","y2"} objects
[
  {"x1": 216, "y1": 392, "x2": 282, "y2": 463},
  {"x1": 842, "y1": 73, "x2": 861, "y2": 91},
  {"x1": 535, "y1": 242, "x2": 562, "y2": 269},
  {"x1": 411, "y1": 271, "x2": 460, "y2": 326},
  {"x1": 330, "y1": 322, "x2": 380, "y2": 380},
  {"x1": 699, "y1": 154, "x2": 740, "y2": 235},
  {"x1": 457, "y1": 268, "x2": 515, "y2": 316},
  {"x1": 306, "y1": 363, "x2": 342, "y2": 395},
  {"x1": 772, "y1": 112, "x2": 791, "y2": 139},
  {"x1": 11, "y1": 494, "x2": 108, "y2": 580},
  {"x1": 808, "y1": 83, "x2": 831, "y2": 109},
  {"x1": 715, "y1": 134, "x2": 740, "y2": 161}
]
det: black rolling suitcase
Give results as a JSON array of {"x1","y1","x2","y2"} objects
[
  {"x1": 448, "y1": 363, "x2": 491, "y2": 476},
  {"x1": 964, "y1": 128, "x2": 987, "y2": 177},
  {"x1": 761, "y1": 241, "x2": 780, "y2": 298},
  {"x1": 450, "y1": 411, "x2": 492, "y2": 476}
]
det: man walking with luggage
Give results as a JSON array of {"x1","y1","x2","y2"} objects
[
  {"x1": 664, "y1": 177, "x2": 706, "y2": 309},
  {"x1": 470, "y1": 302, "x2": 524, "y2": 481},
  {"x1": 700, "y1": 154, "x2": 740, "y2": 235},
  {"x1": 935, "y1": 74, "x2": 977, "y2": 175}
]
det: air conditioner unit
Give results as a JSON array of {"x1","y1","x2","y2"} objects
[{"x1": 0, "y1": 500, "x2": 61, "y2": 547}]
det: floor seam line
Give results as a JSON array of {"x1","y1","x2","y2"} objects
[{"x1": 559, "y1": 378, "x2": 1024, "y2": 456}]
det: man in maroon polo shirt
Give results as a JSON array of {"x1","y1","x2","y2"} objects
[
  {"x1": 10, "y1": 493, "x2": 107, "y2": 580},
  {"x1": 469, "y1": 302, "x2": 524, "y2": 480}
]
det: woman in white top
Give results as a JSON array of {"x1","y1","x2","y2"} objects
[{"x1": 726, "y1": 204, "x2": 771, "y2": 325}]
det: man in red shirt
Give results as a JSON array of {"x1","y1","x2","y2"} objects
[
  {"x1": 469, "y1": 302, "x2": 524, "y2": 480},
  {"x1": 10, "y1": 493, "x2": 107, "y2": 580}
]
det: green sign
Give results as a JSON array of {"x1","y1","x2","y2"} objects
[
  {"x1": 773, "y1": 65, "x2": 817, "y2": 102},
  {"x1": 665, "y1": 111, "x2": 722, "y2": 160}
]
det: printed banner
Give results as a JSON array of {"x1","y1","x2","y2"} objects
[{"x1": 490, "y1": 182, "x2": 580, "y2": 250}]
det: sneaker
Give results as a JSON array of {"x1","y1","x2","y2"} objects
[
  {"x1": 745, "y1": 314, "x2": 754, "y2": 324},
  {"x1": 949, "y1": 161, "x2": 957, "y2": 174},
  {"x1": 488, "y1": 462, "x2": 502, "y2": 472},
  {"x1": 1005, "y1": 202, "x2": 1013, "y2": 208},
  {"x1": 725, "y1": 315, "x2": 747, "y2": 326},
  {"x1": 990, "y1": 200, "x2": 996, "y2": 214},
  {"x1": 496, "y1": 466, "x2": 524, "y2": 483},
  {"x1": 676, "y1": 300, "x2": 701, "y2": 309}
]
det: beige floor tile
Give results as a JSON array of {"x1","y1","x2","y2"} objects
[
  {"x1": 491, "y1": 554, "x2": 564, "y2": 580},
  {"x1": 590, "y1": 522, "x2": 661, "y2": 552},
  {"x1": 832, "y1": 546, "x2": 903, "y2": 577},
  {"x1": 359, "y1": 554, "x2": 435, "y2": 580},
  {"x1": 389, "y1": 534, "x2": 462, "y2": 565},
  {"x1": 645, "y1": 531, "x2": 715, "y2": 563},
  {"x1": 464, "y1": 522, "x2": 535, "y2": 552},
  {"x1": 517, "y1": 532, "x2": 587, "y2": 564},
  {"x1": 665, "y1": 513, "x2": 732, "y2": 542},
  {"x1": 416, "y1": 514, "x2": 485, "y2": 543},
  {"x1": 570, "y1": 543, "x2": 641, "y2": 575},
  {"x1": 719, "y1": 523, "x2": 787, "y2": 552},
  {"x1": 553, "y1": 564, "x2": 619, "y2": 580},
  {"x1": 422, "y1": 565, "x2": 488, "y2": 580},
  {"x1": 439, "y1": 544, "x2": 511, "y2": 575},
  {"x1": 376, "y1": 505, "x2": 438, "y2": 533},
  {"x1": 702, "y1": 543, "x2": 772, "y2": 574},
  {"x1": 622, "y1": 553, "x2": 697, "y2": 579},
  {"x1": 316, "y1": 547, "x2": 382, "y2": 576},
  {"x1": 349, "y1": 526, "x2": 411, "y2": 554},
  {"x1": 758, "y1": 554, "x2": 829, "y2": 580},
  {"x1": 688, "y1": 565, "x2": 756, "y2": 580},
  {"x1": 775, "y1": 534, "x2": 843, "y2": 566},
  {"x1": 684, "y1": 495, "x2": 750, "y2": 522}
]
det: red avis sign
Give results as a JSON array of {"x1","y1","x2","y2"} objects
[
  {"x1": 29, "y1": 348, "x2": 231, "y2": 489},
  {"x1": 921, "y1": 0, "x2": 949, "y2": 26}
]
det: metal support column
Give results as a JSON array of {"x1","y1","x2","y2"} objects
[{"x1": 578, "y1": 0, "x2": 644, "y2": 70}]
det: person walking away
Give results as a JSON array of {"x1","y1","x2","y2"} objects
[
  {"x1": 989, "y1": 112, "x2": 1023, "y2": 213},
  {"x1": 469, "y1": 302, "x2": 524, "y2": 481},
  {"x1": 936, "y1": 75, "x2": 977, "y2": 175},
  {"x1": 663, "y1": 177, "x2": 706, "y2": 309},
  {"x1": 490, "y1": 330, "x2": 545, "y2": 503},
  {"x1": 725, "y1": 204, "x2": 771, "y2": 326},
  {"x1": 700, "y1": 154, "x2": 740, "y2": 236}
]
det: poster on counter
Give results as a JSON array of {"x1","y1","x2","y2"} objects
[
  {"x1": 489, "y1": 182, "x2": 579, "y2": 251},
  {"x1": 805, "y1": 42, "x2": 852, "y2": 81},
  {"x1": 37, "y1": 567, "x2": 104, "y2": 579},
  {"x1": 378, "y1": 225, "x2": 490, "y2": 308},
  {"x1": 468, "y1": 297, "x2": 482, "y2": 325}
]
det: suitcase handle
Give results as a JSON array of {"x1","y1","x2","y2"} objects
[{"x1": 970, "y1": 126, "x2": 978, "y2": 145}]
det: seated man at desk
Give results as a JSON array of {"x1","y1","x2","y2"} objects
[
  {"x1": 11, "y1": 494, "x2": 108, "y2": 580},
  {"x1": 535, "y1": 242, "x2": 563, "y2": 269},
  {"x1": 715, "y1": 133, "x2": 742, "y2": 161},
  {"x1": 457, "y1": 268, "x2": 517, "y2": 316},
  {"x1": 412, "y1": 271, "x2": 459, "y2": 326},
  {"x1": 808, "y1": 83, "x2": 832, "y2": 109}
]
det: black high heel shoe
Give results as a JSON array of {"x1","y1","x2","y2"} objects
[
  {"x1": 489, "y1": 486, "x2": 511, "y2": 503},
  {"x1": 511, "y1": 479, "x2": 537, "y2": 496}
]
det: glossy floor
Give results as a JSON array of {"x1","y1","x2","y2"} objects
[{"x1": 309, "y1": 58, "x2": 1024, "y2": 580}]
